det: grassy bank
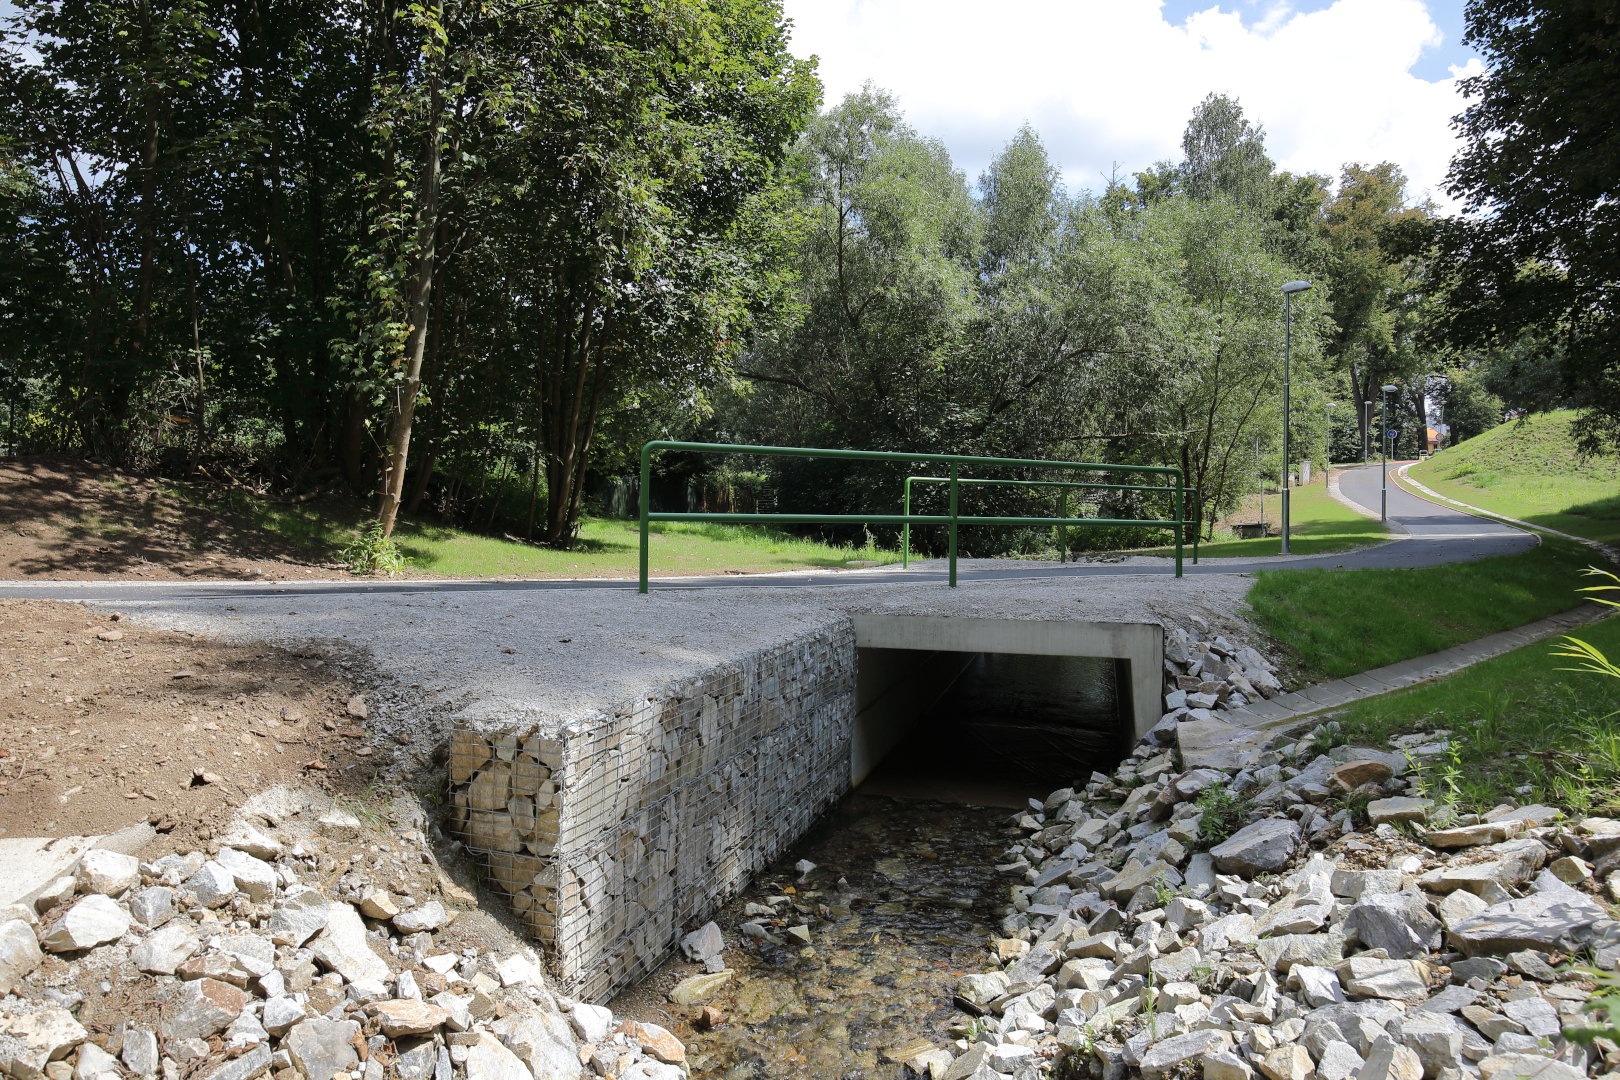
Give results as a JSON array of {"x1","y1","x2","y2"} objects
[
  {"x1": 1331, "y1": 610, "x2": 1620, "y2": 815},
  {"x1": 1409, "y1": 411, "x2": 1620, "y2": 545},
  {"x1": 182, "y1": 487, "x2": 902, "y2": 578},
  {"x1": 1143, "y1": 479, "x2": 1388, "y2": 559},
  {"x1": 1246, "y1": 535, "x2": 1597, "y2": 683}
]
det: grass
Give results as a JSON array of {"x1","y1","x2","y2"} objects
[
  {"x1": 170, "y1": 484, "x2": 902, "y2": 577},
  {"x1": 1409, "y1": 410, "x2": 1620, "y2": 546},
  {"x1": 1141, "y1": 480, "x2": 1389, "y2": 559},
  {"x1": 1333, "y1": 608, "x2": 1620, "y2": 815},
  {"x1": 392, "y1": 518, "x2": 901, "y2": 578},
  {"x1": 1245, "y1": 535, "x2": 1600, "y2": 682}
]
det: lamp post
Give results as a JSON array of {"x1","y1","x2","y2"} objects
[
  {"x1": 1380, "y1": 383, "x2": 1398, "y2": 522},
  {"x1": 1362, "y1": 400, "x2": 1372, "y2": 463},
  {"x1": 1325, "y1": 402, "x2": 1335, "y2": 485},
  {"x1": 1280, "y1": 279, "x2": 1312, "y2": 554}
]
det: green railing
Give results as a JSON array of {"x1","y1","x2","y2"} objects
[
  {"x1": 901, "y1": 476, "x2": 1201, "y2": 567},
  {"x1": 638, "y1": 440, "x2": 1193, "y2": 593}
]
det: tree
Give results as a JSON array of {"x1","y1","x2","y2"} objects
[
  {"x1": 1318, "y1": 163, "x2": 1435, "y2": 452},
  {"x1": 1180, "y1": 93, "x2": 1274, "y2": 209},
  {"x1": 1433, "y1": 365, "x2": 1504, "y2": 445},
  {"x1": 1439, "y1": 0, "x2": 1620, "y2": 453}
]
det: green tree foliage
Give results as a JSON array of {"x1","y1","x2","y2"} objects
[
  {"x1": 1434, "y1": 365, "x2": 1505, "y2": 446},
  {"x1": 0, "y1": 0, "x2": 816, "y2": 547},
  {"x1": 1318, "y1": 163, "x2": 1436, "y2": 451},
  {"x1": 728, "y1": 89, "x2": 1328, "y2": 553},
  {"x1": 1437, "y1": 0, "x2": 1620, "y2": 453}
]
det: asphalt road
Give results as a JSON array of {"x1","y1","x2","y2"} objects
[{"x1": 0, "y1": 462, "x2": 1535, "y2": 601}]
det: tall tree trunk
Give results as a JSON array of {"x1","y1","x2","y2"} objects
[
  {"x1": 377, "y1": 81, "x2": 442, "y2": 538},
  {"x1": 540, "y1": 296, "x2": 599, "y2": 547}
]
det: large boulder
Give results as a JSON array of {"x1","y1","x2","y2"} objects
[
  {"x1": 1211, "y1": 819, "x2": 1301, "y2": 877},
  {"x1": 1344, "y1": 891, "x2": 1442, "y2": 959},
  {"x1": 1446, "y1": 874, "x2": 1605, "y2": 957}
]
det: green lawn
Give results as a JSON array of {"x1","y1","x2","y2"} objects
[
  {"x1": 1409, "y1": 411, "x2": 1620, "y2": 546},
  {"x1": 1332, "y1": 609, "x2": 1620, "y2": 816},
  {"x1": 1245, "y1": 535, "x2": 1599, "y2": 683},
  {"x1": 1142, "y1": 479, "x2": 1389, "y2": 559},
  {"x1": 393, "y1": 518, "x2": 901, "y2": 578},
  {"x1": 170, "y1": 486, "x2": 901, "y2": 577}
]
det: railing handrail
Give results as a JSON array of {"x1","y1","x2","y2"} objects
[
  {"x1": 900, "y1": 474, "x2": 1201, "y2": 568},
  {"x1": 638, "y1": 440, "x2": 1190, "y2": 592}
]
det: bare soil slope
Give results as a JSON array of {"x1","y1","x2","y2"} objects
[
  {"x1": 0, "y1": 597, "x2": 386, "y2": 849},
  {"x1": 0, "y1": 456, "x2": 344, "y2": 580}
]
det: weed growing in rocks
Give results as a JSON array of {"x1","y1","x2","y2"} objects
[{"x1": 1193, "y1": 782, "x2": 1247, "y2": 850}]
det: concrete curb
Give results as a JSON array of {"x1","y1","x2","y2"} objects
[
  {"x1": 1326, "y1": 467, "x2": 1399, "y2": 529},
  {"x1": 1393, "y1": 463, "x2": 1620, "y2": 566},
  {"x1": 1218, "y1": 599, "x2": 1615, "y2": 738}
]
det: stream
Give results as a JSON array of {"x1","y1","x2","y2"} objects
[{"x1": 609, "y1": 654, "x2": 1128, "y2": 1077}]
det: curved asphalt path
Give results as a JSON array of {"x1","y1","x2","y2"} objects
[{"x1": 0, "y1": 462, "x2": 1535, "y2": 601}]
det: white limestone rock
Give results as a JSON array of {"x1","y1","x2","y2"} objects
[
  {"x1": 131, "y1": 922, "x2": 201, "y2": 975},
  {"x1": 309, "y1": 903, "x2": 391, "y2": 985},
  {"x1": 41, "y1": 894, "x2": 129, "y2": 952},
  {"x1": 75, "y1": 850, "x2": 140, "y2": 897},
  {"x1": 186, "y1": 862, "x2": 239, "y2": 908},
  {"x1": 215, "y1": 848, "x2": 278, "y2": 902},
  {"x1": 0, "y1": 919, "x2": 43, "y2": 994}
]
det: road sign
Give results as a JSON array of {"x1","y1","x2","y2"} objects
[{"x1": 1387, "y1": 429, "x2": 1398, "y2": 439}]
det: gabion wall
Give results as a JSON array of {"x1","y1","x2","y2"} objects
[{"x1": 447, "y1": 622, "x2": 856, "y2": 1001}]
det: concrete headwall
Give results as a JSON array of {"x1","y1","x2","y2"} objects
[
  {"x1": 445, "y1": 608, "x2": 1166, "y2": 1002},
  {"x1": 447, "y1": 619, "x2": 856, "y2": 1001},
  {"x1": 852, "y1": 615, "x2": 1162, "y2": 743}
]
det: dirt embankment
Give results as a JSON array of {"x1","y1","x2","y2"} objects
[
  {"x1": 0, "y1": 456, "x2": 353, "y2": 581},
  {"x1": 0, "y1": 598, "x2": 389, "y2": 851}
]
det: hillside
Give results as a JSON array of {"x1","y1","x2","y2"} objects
[
  {"x1": 0, "y1": 456, "x2": 897, "y2": 580},
  {"x1": 1409, "y1": 410, "x2": 1620, "y2": 545}
]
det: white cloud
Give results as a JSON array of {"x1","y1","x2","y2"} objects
[{"x1": 782, "y1": 0, "x2": 1483, "y2": 208}]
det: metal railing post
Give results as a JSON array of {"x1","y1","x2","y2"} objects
[
  {"x1": 902, "y1": 478, "x2": 911, "y2": 569},
  {"x1": 638, "y1": 444, "x2": 652, "y2": 594},
  {"x1": 1173, "y1": 478, "x2": 1184, "y2": 579},
  {"x1": 948, "y1": 462, "x2": 959, "y2": 587},
  {"x1": 1058, "y1": 489, "x2": 1067, "y2": 563}
]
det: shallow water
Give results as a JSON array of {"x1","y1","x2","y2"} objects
[
  {"x1": 611, "y1": 794, "x2": 1007, "y2": 1078},
  {"x1": 609, "y1": 654, "x2": 1125, "y2": 1077}
]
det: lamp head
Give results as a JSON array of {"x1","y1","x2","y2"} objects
[
  {"x1": 1282, "y1": 280, "x2": 1312, "y2": 295},
  {"x1": 1382, "y1": 384, "x2": 1398, "y2": 393}
]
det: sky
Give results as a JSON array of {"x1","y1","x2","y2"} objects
[{"x1": 780, "y1": 0, "x2": 1481, "y2": 210}]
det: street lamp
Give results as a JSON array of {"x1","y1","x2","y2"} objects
[
  {"x1": 1363, "y1": 400, "x2": 1373, "y2": 463},
  {"x1": 1325, "y1": 402, "x2": 1335, "y2": 486},
  {"x1": 1280, "y1": 279, "x2": 1312, "y2": 554},
  {"x1": 1380, "y1": 383, "x2": 1398, "y2": 522}
]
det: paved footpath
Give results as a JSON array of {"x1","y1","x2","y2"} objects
[{"x1": 0, "y1": 463, "x2": 1544, "y2": 601}]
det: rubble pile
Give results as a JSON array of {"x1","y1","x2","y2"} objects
[
  {"x1": 1156, "y1": 624, "x2": 1286, "y2": 728},
  {"x1": 0, "y1": 810, "x2": 689, "y2": 1080},
  {"x1": 927, "y1": 720, "x2": 1620, "y2": 1080}
]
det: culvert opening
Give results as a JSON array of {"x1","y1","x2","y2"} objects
[
  {"x1": 849, "y1": 615, "x2": 1161, "y2": 808},
  {"x1": 855, "y1": 650, "x2": 1129, "y2": 807}
]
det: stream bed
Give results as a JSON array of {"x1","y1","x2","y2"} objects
[{"x1": 610, "y1": 793, "x2": 1009, "y2": 1079}]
